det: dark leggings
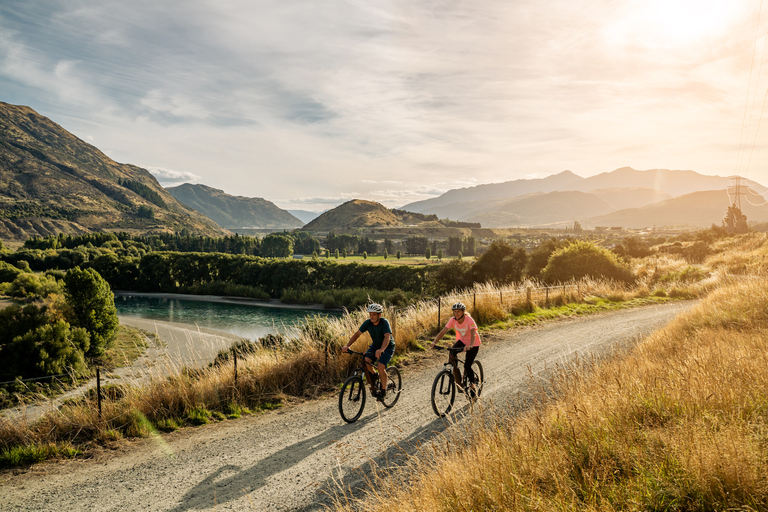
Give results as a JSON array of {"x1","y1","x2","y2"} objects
[{"x1": 451, "y1": 340, "x2": 479, "y2": 384}]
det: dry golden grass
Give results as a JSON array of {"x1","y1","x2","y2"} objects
[
  {"x1": 4, "y1": 233, "x2": 765, "y2": 468},
  {"x1": 329, "y1": 277, "x2": 768, "y2": 511}
]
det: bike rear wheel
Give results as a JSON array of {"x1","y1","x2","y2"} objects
[
  {"x1": 431, "y1": 369, "x2": 455, "y2": 417},
  {"x1": 382, "y1": 366, "x2": 402, "y2": 408},
  {"x1": 339, "y1": 375, "x2": 366, "y2": 423}
]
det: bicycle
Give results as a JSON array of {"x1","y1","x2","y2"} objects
[
  {"x1": 338, "y1": 349, "x2": 402, "y2": 423},
  {"x1": 430, "y1": 346, "x2": 484, "y2": 417}
]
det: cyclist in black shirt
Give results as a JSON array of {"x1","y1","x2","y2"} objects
[{"x1": 341, "y1": 303, "x2": 395, "y2": 401}]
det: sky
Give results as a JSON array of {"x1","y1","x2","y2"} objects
[{"x1": 2, "y1": 0, "x2": 768, "y2": 212}]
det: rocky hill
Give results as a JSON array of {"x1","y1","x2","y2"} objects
[
  {"x1": 166, "y1": 183, "x2": 303, "y2": 229},
  {"x1": 301, "y1": 199, "x2": 461, "y2": 232},
  {"x1": 0, "y1": 101, "x2": 227, "y2": 241}
]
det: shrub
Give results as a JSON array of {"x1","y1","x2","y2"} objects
[
  {"x1": 0, "y1": 261, "x2": 23, "y2": 283},
  {"x1": 541, "y1": 241, "x2": 634, "y2": 284},
  {"x1": 6, "y1": 321, "x2": 89, "y2": 378}
]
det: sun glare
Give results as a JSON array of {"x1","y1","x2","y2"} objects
[
  {"x1": 650, "y1": 0, "x2": 731, "y2": 42},
  {"x1": 607, "y1": 0, "x2": 750, "y2": 48}
]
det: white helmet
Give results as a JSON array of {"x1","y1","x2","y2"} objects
[
  {"x1": 451, "y1": 302, "x2": 466, "y2": 311},
  {"x1": 366, "y1": 303, "x2": 384, "y2": 313}
]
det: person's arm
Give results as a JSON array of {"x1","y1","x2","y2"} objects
[
  {"x1": 465, "y1": 328, "x2": 477, "y2": 351},
  {"x1": 375, "y1": 332, "x2": 391, "y2": 358},
  {"x1": 430, "y1": 325, "x2": 451, "y2": 349},
  {"x1": 342, "y1": 331, "x2": 362, "y2": 352}
]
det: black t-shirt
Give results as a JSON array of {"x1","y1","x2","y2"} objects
[{"x1": 359, "y1": 318, "x2": 395, "y2": 349}]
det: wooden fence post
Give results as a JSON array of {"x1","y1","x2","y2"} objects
[
  {"x1": 234, "y1": 352, "x2": 238, "y2": 389},
  {"x1": 96, "y1": 367, "x2": 102, "y2": 419},
  {"x1": 545, "y1": 285, "x2": 549, "y2": 304},
  {"x1": 526, "y1": 286, "x2": 532, "y2": 306},
  {"x1": 473, "y1": 292, "x2": 476, "y2": 313}
]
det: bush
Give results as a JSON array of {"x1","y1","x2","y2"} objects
[
  {"x1": 541, "y1": 241, "x2": 634, "y2": 284},
  {"x1": 6, "y1": 321, "x2": 89, "y2": 378},
  {"x1": 0, "y1": 261, "x2": 23, "y2": 283}
]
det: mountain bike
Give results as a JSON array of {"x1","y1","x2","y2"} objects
[
  {"x1": 430, "y1": 346, "x2": 484, "y2": 417},
  {"x1": 338, "y1": 349, "x2": 402, "y2": 423}
]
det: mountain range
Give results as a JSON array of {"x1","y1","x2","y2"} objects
[
  {"x1": 402, "y1": 168, "x2": 768, "y2": 229},
  {"x1": 166, "y1": 183, "x2": 303, "y2": 229},
  {"x1": 0, "y1": 101, "x2": 227, "y2": 240}
]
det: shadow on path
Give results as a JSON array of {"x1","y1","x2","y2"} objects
[{"x1": 165, "y1": 415, "x2": 375, "y2": 512}]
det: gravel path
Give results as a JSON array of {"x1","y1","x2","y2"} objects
[{"x1": 0, "y1": 301, "x2": 695, "y2": 512}]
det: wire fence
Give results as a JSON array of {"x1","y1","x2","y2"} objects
[{"x1": 2, "y1": 282, "x2": 590, "y2": 420}]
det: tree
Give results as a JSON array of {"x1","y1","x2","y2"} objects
[
  {"x1": 363, "y1": 251, "x2": 368, "y2": 259},
  {"x1": 541, "y1": 241, "x2": 634, "y2": 284},
  {"x1": 260, "y1": 233, "x2": 294, "y2": 258},
  {"x1": 425, "y1": 247, "x2": 431, "y2": 260},
  {"x1": 447, "y1": 237, "x2": 463, "y2": 256},
  {"x1": 723, "y1": 204, "x2": 748, "y2": 234},
  {"x1": 429, "y1": 259, "x2": 472, "y2": 294},
  {"x1": 463, "y1": 237, "x2": 476, "y2": 256},
  {"x1": 526, "y1": 239, "x2": 569, "y2": 279},
  {"x1": 472, "y1": 240, "x2": 528, "y2": 284},
  {"x1": 335, "y1": 249, "x2": 339, "y2": 259},
  {"x1": 136, "y1": 205, "x2": 155, "y2": 219},
  {"x1": 573, "y1": 221, "x2": 583, "y2": 234},
  {"x1": 396, "y1": 250, "x2": 401, "y2": 260},
  {"x1": 384, "y1": 238, "x2": 394, "y2": 254},
  {"x1": 63, "y1": 267, "x2": 119, "y2": 357},
  {"x1": 405, "y1": 236, "x2": 429, "y2": 255},
  {"x1": 384, "y1": 250, "x2": 388, "y2": 260},
  {"x1": 437, "y1": 248, "x2": 443, "y2": 260}
]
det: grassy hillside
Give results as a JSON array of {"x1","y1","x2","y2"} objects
[{"x1": 0, "y1": 101, "x2": 228, "y2": 240}]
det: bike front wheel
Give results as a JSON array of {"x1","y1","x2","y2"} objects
[
  {"x1": 382, "y1": 366, "x2": 402, "y2": 408},
  {"x1": 431, "y1": 369, "x2": 455, "y2": 417},
  {"x1": 469, "y1": 360, "x2": 484, "y2": 399},
  {"x1": 339, "y1": 375, "x2": 366, "y2": 423}
]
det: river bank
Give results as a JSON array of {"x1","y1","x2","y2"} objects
[{"x1": 113, "y1": 291, "x2": 341, "y2": 311}]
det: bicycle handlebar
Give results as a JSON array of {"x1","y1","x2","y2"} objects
[
  {"x1": 343, "y1": 349, "x2": 365, "y2": 356},
  {"x1": 432, "y1": 345, "x2": 464, "y2": 353}
]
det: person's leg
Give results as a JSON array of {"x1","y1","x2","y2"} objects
[
  {"x1": 450, "y1": 341, "x2": 463, "y2": 386},
  {"x1": 464, "y1": 346, "x2": 478, "y2": 385},
  {"x1": 377, "y1": 362, "x2": 388, "y2": 392},
  {"x1": 363, "y1": 356, "x2": 377, "y2": 394}
]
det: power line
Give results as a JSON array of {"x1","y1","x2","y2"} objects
[{"x1": 736, "y1": 0, "x2": 765, "y2": 176}]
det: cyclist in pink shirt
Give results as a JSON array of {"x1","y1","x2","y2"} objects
[{"x1": 430, "y1": 301, "x2": 481, "y2": 396}]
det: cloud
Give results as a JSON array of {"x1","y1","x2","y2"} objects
[
  {"x1": 147, "y1": 167, "x2": 201, "y2": 185},
  {"x1": 2, "y1": 0, "x2": 768, "y2": 205}
]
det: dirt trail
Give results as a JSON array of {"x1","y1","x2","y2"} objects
[{"x1": 0, "y1": 301, "x2": 694, "y2": 512}]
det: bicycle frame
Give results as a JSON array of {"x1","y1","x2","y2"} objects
[{"x1": 345, "y1": 349, "x2": 379, "y2": 387}]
